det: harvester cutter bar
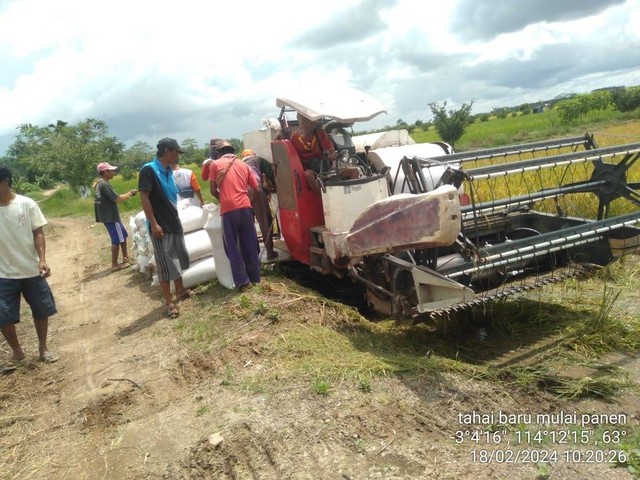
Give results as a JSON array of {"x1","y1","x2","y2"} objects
[{"x1": 426, "y1": 264, "x2": 599, "y2": 319}]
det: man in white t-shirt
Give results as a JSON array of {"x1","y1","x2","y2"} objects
[
  {"x1": 0, "y1": 166, "x2": 58, "y2": 366},
  {"x1": 172, "y1": 162, "x2": 204, "y2": 208}
]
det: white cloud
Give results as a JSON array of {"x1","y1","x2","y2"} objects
[{"x1": 1, "y1": 0, "x2": 639, "y2": 154}]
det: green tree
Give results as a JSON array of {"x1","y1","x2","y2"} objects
[
  {"x1": 229, "y1": 138, "x2": 243, "y2": 153},
  {"x1": 180, "y1": 137, "x2": 206, "y2": 166},
  {"x1": 611, "y1": 86, "x2": 640, "y2": 112},
  {"x1": 555, "y1": 91, "x2": 612, "y2": 124},
  {"x1": 8, "y1": 119, "x2": 123, "y2": 191},
  {"x1": 555, "y1": 98, "x2": 584, "y2": 123},
  {"x1": 428, "y1": 100, "x2": 474, "y2": 149},
  {"x1": 120, "y1": 141, "x2": 153, "y2": 179}
]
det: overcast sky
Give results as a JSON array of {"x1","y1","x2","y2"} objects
[{"x1": 1, "y1": 0, "x2": 639, "y2": 156}]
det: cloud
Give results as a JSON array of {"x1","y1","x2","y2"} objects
[
  {"x1": 292, "y1": 0, "x2": 396, "y2": 48},
  {"x1": 451, "y1": 0, "x2": 627, "y2": 41},
  {"x1": 0, "y1": 0, "x2": 639, "y2": 156}
]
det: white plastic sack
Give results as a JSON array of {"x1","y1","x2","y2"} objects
[
  {"x1": 132, "y1": 210, "x2": 147, "y2": 230},
  {"x1": 184, "y1": 229, "x2": 214, "y2": 262},
  {"x1": 203, "y1": 204, "x2": 235, "y2": 289},
  {"x1": 129, "y1": 214, "x2": 138, "y2": 233},
  {"x1": 135, "y1": 254, "x2": 151, "y2": 273},
  {"x1": 179, "y1": 205, "x2": 207, "y2": 234},
  {"x1": 182, "y1": 256, "x2": 217, "y2": 289}
]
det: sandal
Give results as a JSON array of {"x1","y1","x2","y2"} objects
[
  {"x1": 2, "y1": 358, "x2": 23, "y2": 373},
  {"x1": 176, "y1": 290, "x2": 192, "y2": 301},
  {"x1": 39, "y1": 351, "x2": 59, "y2": 363},
  {"x1": 166, "y1": 304, "x2": 180, "y2": 319}
]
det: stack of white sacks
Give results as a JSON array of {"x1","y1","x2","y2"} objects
[{"x1": 129, "y1": 200, "x2": 234, "y2": 289}]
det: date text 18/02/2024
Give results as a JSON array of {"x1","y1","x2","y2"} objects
[
  {"x1": 469, "y1": 449, "x2": 627, "y2": 465},
  {"x1": 455, "y1": 410, "x2": 629, "y2": 464}
]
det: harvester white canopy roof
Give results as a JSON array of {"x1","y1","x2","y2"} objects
[{"x1": 276, "y1": 87, "x2": 387, "y2": 123}]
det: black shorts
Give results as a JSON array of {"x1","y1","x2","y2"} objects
[{"x1": 0, "y1": 276, "x2": 57, "y2": 325}]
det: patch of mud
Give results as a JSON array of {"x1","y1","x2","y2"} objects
[
  {"x1": 174, "y1": 354, "x2": 223, "y2": 383},
  {"x1": 162, "y1": 422, "x2": 282, "y2": 479},
  {"x1": 75, "y1": 388, "x2": 136, "y2": 428}
]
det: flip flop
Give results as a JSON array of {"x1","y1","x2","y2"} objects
[
  {"x1": 39, "y1": 351, "x2": 59, "y2": 363},
  {"x1": 2, "y1": 358, "x2": 23, "y2": 373},
  {"x1": 2, "y1": 365, "x2": 17, "y2": 374},
  {"x1": 166, "y1": 304, "x2": 180, "y2": 319},
  {"x1": 176, "y1": 290, "x2": 192, "y2": 301}
]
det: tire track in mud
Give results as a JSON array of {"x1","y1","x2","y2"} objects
[{"x1": 48, "y1": 220, "x2": 98, "y2": 395}]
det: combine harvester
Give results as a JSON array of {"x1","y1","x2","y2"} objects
[{"x1": 255, "y1": 89, "x2": 640, "y2": 320}]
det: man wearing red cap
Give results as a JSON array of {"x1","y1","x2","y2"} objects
[{"x1": 94, "y1": 162, "x2": 137, "y2": 272}]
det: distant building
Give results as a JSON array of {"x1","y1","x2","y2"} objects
[{"x1": 532, "y1": 104, "x2": 545, "y2": 114}]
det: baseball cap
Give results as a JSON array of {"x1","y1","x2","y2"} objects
[
  {"x1": 241, "y1": 149, "x2": 256, "y2": 158},
  {"x1": 97, "y1": 162, "x2": 118, "y2": 174},
  {"x1": 157, "y1": 137, "x2": 185, "y2": 153},
  {"x1": 211, "y1": 139, "x2": 235, "y2": 155}
]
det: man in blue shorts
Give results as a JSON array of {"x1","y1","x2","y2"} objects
[
  {"x1": 94, "y1": 162, "x2": 138, "y2": 272},
  {"x1": 0, "y1": 166, "x2": 58, "y2": 365},
  {"x1": 138, "y1": 138, "x2": 190, "y2": 319}
]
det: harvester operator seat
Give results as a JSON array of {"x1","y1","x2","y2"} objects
[{"x1": 324, "y1": 121, "x2": 356, "y2": 156}]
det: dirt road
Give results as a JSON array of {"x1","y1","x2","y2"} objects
[{"x1": 1, "y1": 217, "x2": 637, "y2": 479}]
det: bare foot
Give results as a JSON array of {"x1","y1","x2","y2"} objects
[{"x1": 10, "y1": 352, "x2": 25, "y2": 362}]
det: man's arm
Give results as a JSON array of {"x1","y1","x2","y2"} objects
[
  {"x1": 208, "y1": 163, "x2": 220, "y2": 200},
  {"x1": 210, "y1": 180, "x2": 220, "y2": 201},
  {"x1": 139, "y1": 191, "x2": 163, "y2": 238},
  {"x1": 116, "y1": 189, "x2": 137, "y2": 203},
  {"x1": 201, "y1": 159, "x2": 212, "y2": 181},
  {"x1": 190, "y1": 172, "x2": 205, "y2": 205},
  {"x1": 101, "y1": 182, "x2": 136, "y2": 204},
  {"x1": 32, "y1": 227, "x2": 51, "y2": 278}
]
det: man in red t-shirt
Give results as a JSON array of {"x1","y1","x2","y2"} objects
[
  {"x1": 208, "y1": 140, "x2": 261, "y2": 289},
  {"x1": 290, "y1": 113, "x2": 338, "y2": 193},
  {"x1": 201, "y1": 137, "x2": 223, "y2": 181}
]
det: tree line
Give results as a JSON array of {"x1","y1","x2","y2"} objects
[
  {"x1": 1, "y1": 119, "x2": 243, "y2": 193},
  {"x1": 2, "y1": 86, "x2": 639, "y2": 193}
]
